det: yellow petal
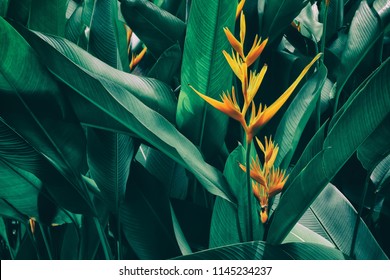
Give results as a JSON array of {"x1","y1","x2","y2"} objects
[
  {"x1": 29, "y1": 218, "x2": 36, "y2": 235},
  {"x1": 240, "y1": 11, "x2": 246, "y2": 44},
  {"x1": 222, "y1": 50, "x2": 244, "y2": 81},
  {"x1": 246, "y1": 64, "x2": 267, "y2": 105},
  {"x1": 189, "y1": 85, "x2": 243, "y2": 122},
  {"x1": 223, "y1": 27, "x2": 244, "y2": 59},
  {"x1": 268, "y1": 168, "x2": 289, "y2": 197},
  {"x1": 236, "y1": 0, "x2": 246, "y2": 20},
  {"x1": 246, "y1": 37, "x2": 268, "y2": 67}
]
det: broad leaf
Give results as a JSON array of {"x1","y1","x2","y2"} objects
[
  {"x1": 18, "y1": 27, "x2": 235, "y2": 203},
  {"x1": 357, "y1": 115, "x2": 390, "y2": 171},
  {"x1": 177, "y1": 0, "x2": 235, "y2": 158},
  {"x1": 121, "y1": 0, "x2": 186, "y2": 58},
  {"x1": 87, "y1": 0, "x2": 136, "y2": 214},
  {"x1": 371, "y1": 154, "x2": 390, "y2": 194},
  {"x1": 0, "y1": 18, "x2": 91, "y2": 214},
  {"x1": 268, "y1": 57, "x2": 390, "y2": 246},
  {"x1": 29, "y1": 0, "x2": 67, "y2": 36},
  {"x1": 283, "y1": 223, "x2": 335, "y2": 248},
  {"x1": 275, "y1": 63, "x2": 327, "y2": 169},
  {"x1": 120, "y1": 163, "x2": 181, "y2": 259},
  {"x1": 174, "y1": 241, "x2": 347, "y2": 260},
  {"x1": 299, "y1": 184, "x2": 387, "y2": 259},
  {"x1": 334, "y1": 1, "x2": 384, "y2": 99},
  {"x1": 260, "y1": 0, "x2": 309, "y2": 45}
]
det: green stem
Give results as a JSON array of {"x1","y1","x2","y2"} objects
[
  {"x1": 26, "y1": 223, "x2": 41, "y2": 260},
  {"x1": 93, "y1": 217, "x2": 112, "y2": 260},
  {"x1": 117, "y1": 212, "x2": 122, "y2": 260},
  {"x1": 320, "y1": 1, "x2": 329, "y2": 62},
  {"x1": 350, "y1": 174, "x2": 370, "y2": 258},
  {"x1": 246, "y1": 141, "x2": 253, "y2": 241},
  {"x1": 38, "y1": 224, "x2": 53, "y2": 260}
]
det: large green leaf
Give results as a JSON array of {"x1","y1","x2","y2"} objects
[
  {"x1": 87, "y1": 0, "x2": 135, "y2": 214},
  {"x1": 357, "y1": 115, "x2": 390, "y2": 171},
  {"x1": 259, "y1": 0, "x2": 309, "y2": 45},
  {"x1": 120, "y1": 163, "x2": 181, "y2": 259},
  {"x1": 299, "y1": 184, "x2": 387, "y2": 259},
  {"x1": 334, "y1": 1, "x2": 384, "y2": 103},
  {"x1": 275, "y1": 64, "x2": 327, "y2": 169},
  {"x1": 29, "y1": 0, "x2": 67, "y2": 36},
  {"x1": 177, "y1": 0, "x2": 235, "y2": 158},
  {"x1": 121, "y1": 0, "x2": 186, "y2": 58},
  {"x1": 268, "y1": 57, "x2": 390, "y2": 246},
  {"x1": 0, "y1": 0, "x2": 9, "y2": 16},
  {"x1": 371, "y1": 154, "x2": 390, "y2": 194},
  {"x1": 174, "y1": 241, "x2": 347, "y2": 260},
  {"x1": 0, "y1": 18, "x2": 91, "y2": 214},
  {"x1": 17, "y1": 26, "x2": 235, "y2": 204},
  {"x1": 282, "y1": 223, "x2": 334, "y2": 248}
]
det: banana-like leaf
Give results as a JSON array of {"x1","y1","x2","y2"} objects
[
  {"x1": 177, "y1": 0, "x2": 235, "y2": 158},
  {"x1": 357, "y1": 115, "x2": 390, "y2": 171},
  {"x1": 335, "y1": 1, "x2": 384, "y2": 95},
  {"x1": 15, "y1": 25, "x2": 177, "y2": 122},
  {"x1": 87, "y1": 0, "x2": 135, "y2": 214},
  {"x1": 373, "y1": 0, "x2": 390, "y2": 31},
  {"x1": 147, "y1": 43, "x2": 181, "y2": 85},
  {"x1": 170, "y1": 203, "x2": 192, "y2": 255},
  {"x1": 260, "y1": 0, "x2": 309, "y2": 45},
  {"x1": 174, "y1": 241, "x2": 347, "y2": 260},
  {"x1": 298, "y1": 184, "x2": 387, "y2": 259},
  {"x1": 275, "y1": 64, "x2": 327, "y2": 169},
  {"x1": 29, "y1": 0, "x2": 67, "y2": 36},
  {"x1": 90, "y1": 0, "x2": 122, "y2": 69},
  {"x1": 283, "y1": 223, "x2": 335, "y2": 248},
  {"x1": 120, "y1": 163, "x2": 181, "y2": 259},
  {"x1": 210, "y1": 144, "x2": 262, "y2": 247},
  {"x1": 284, "y1": 120, "x2": 328, "y2": 188},
  {"x1": 17, "y1": 26, "x2": 235, "y2": 203},
  {"x1": 268, "y1": 57, "x2": 390, "y2": 246},
  {"x1": 0, "y1": 18, "x2": 92, "y2": 214},
  {"x1": 371, "y1": 154, "x2": 390, "y2": 194},
  {"x1": 121, "y1": 0, "x2": 186, "y2": 58}
]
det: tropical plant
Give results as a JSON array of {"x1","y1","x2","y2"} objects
[{"x1": 0, "y1": 0, "x2": 389, "y2": 260}]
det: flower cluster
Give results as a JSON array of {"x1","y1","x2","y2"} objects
[
  {"x1": 239, "y1": 137, "x2": 288, "y2": 223},
  {"x1": 190, "y1": 10, "x2": 321, "y2": 144}
]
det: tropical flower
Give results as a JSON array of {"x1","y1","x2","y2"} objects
[
  {"x1": 240, "y1": 137, "x2": 289, "y2": 223},
  {"x1": 236, "y1": 0, "x2": 246, "y2": 20},
  {"x1": 129, "y1": 46, "x2": 147, "y2": 70}
]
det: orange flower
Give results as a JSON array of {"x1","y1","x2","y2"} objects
[
  {"x1": 129, "y1": 46, "x2": 147, "y2": 70},
  {"x1": 236, "y1": 0, "x2": 246, "y2": 21},
  {"x1": 252, "y1": 181, "x2": 269, "y2": 223}
]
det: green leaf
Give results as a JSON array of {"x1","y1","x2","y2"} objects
[
  {"x1": 357, "y1": 115, "x2": 390, "y2": 171},
  {"x1": 29, "y1": 0, "x2": 68, "y2": 36},
  {"x1": 120, "y1": 163, "x2": 181, "y2": 259},
  {"x1": 275, "y1": 64, "x2": 327, "y2": 169},
  {"x1": 121, "y1": 0, "x2": 186, "y2": 58},
  {"x1": 174, "y1": 241, "x2": 347, "y2": 260},
  {"x1": 90, "y1": 0, "x2": 123, "y2": 69},
  {"x1": 302, "y1": 184, "x2": 388, "y2": 259},
  {"x1": 267, "y1": 57, "x2": 390, "y2": 245},
  {"x1": 283, "y1": 223, "x2": 335, "y2": 248},
  {"x1": 18, "y1": 27, "x2": 235, "y2": 204},
  {"x1": 147, "y1": 43, "x2": 182, "y2": 85},
  {"x1": 170, "y1": 203, "x2": 192, "y2": 255},
  {"x1": 177, "y1": 0, "x2": 235, "y2": 158},
  {"x1": 260, "y1": 0, "x2": 309, "y2": 45},
  {"x1": 0, "y1": 18, "x2": 91, "y2": 214},
  {"x1": 87, "y1": 0, "x2": 136, "y2": 214},
  {"x1": 334, "y1": 1, "x2": 384, "y2": 102},
  {"x1": 371, "y1": 154, "x2": 390, "y2": 194}
]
